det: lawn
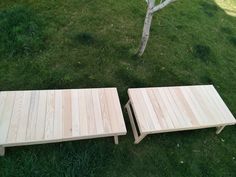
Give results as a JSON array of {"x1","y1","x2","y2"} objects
[{"x1": 0, "y1": 0, "x2": 236, "y2": 176}]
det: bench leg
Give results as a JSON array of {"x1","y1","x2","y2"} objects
[
  {"x1": 0, "y1": 146, "x2": 5, "y2": 156},
  {"x1": 134, "y1": 134, "x2": 147, "y2": 144},
  {"x1": 114, "y1": 136, "x2": 119, "y2": 145},
  {"x1": 216, "y1": 126, "x2": 225, "y2": 134},
  {"x1": 125, "y1": 100, "x2": 147, "y2": 144}
]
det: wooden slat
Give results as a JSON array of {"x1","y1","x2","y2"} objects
[
  {"x1": 105, "y1": 89, "x2": 120, "y2": 132},
  {"x1": 44, "y1": 90, "x2": 55, "y2": 139},
  {"x1": 169, "y1": 88, "x2": 199, "y2": 126},
  {"x1": 163, "y1": 88, "x2": 190, "y2": 127},
  {"x1": 35, "y1": 91, "x2": 47, "y2": 140},
  {"x1": 62, "y1": 90, "x2": 72, "y2": 138},
  {"x1": 54, "y1": 90, "x2": 63, "y2": 138},
  {"x1": 189, "y1": 87, "x2": 218, "y2": 125},
  {"x1": 78, "y1": 90, "x2": 88, "y2": 136},
  {"x1": 190, "y1": 86, "x2": 223, "y2": 124},
  {"x1": 180, "y1": 87, "x2": 207, "y2": 125},
  {"x1": 141, "y1": 89, "x2": 162, "y2": 130},
  {"x1": 7, "y1": 92, "x2": 24, "y2": 143},
  {"x1": 146, "y1": 88, "x2": 168, "y2": 129},
  {"x1": 16, "y1": 91, "x2": 31, "y2": 142},
  {"x1": 26, "y1": 91, "x2": 40, "y2": 141},
  {"x1": 85, "y1": 89, "x2": 96, "y2": 135},
  {"x1": 98, "y1": 89, "x2": 112, "y2": 133},
  {"x1": 0, "y1": 92, "x2": 7, "y2": 120},
  {"x1": 0, "y1": 92, "x2": 8, "y2": 143},
  {"x1": 0, "y1": 92, "x2": 15, "y2": 144},
  {"x1": 0, "y1": 88, "x2": 127, "y2": 147},
  {"x1": 206, "y1": 86, "x2": 235, "y2": 123},
  {"x1": 128, "y1": 89, "x2": 151, "y2": 132},
  {"x1": 150, "y1": 88, "x2": 174, "y2": 129},
  {"x1": 155, "y1": 88, "x2": 181, "y2": 128},
  {"x1": 110, "y1": 89, "x2": 127, "y2": 132},
  {"x1": 128, "y1": 85, "x2": 235, "y2": 134},
  {"x1": 71, "y1": 90, "x2": 80, "y2": 137},
  {"x1": 92, "y1": 89, "x2": 104, "y2": 134}
]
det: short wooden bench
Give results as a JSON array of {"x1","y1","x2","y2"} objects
[
  {"x1": 0, "y1": 88, "x2": 127, "y2": 156},
  {"x1": 125, "y1": 85, "x2": 236, "y2": 144}
]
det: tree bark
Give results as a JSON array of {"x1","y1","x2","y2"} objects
[
  {"x1": 151, "y1": 0, "x2": 174, "y2": 13},
  {"x1": 136, "y1": 0, "x2": 155, "y2": 56}
]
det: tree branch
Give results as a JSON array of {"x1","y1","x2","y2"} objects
[
  {"x1": 137, "y1": 0, "x2": 155, "y2": 56},
  {"x1": 151, "y1": 0, "x2": 175, "y2": 13},
  {"x1": 138, "y1": 0, "x2": 175, "y2": 56}
]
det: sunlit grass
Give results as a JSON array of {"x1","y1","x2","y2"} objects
[{"x1": 215, "y1": 0, "x2": 236, "y2": 16}]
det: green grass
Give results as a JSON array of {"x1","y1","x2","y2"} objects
[
  {"x1": 0, "y1": 5, "x2": 46, "y2": 57},
  {"x1": 0, "y1": 0, "x2": 236, "y2": 176}
]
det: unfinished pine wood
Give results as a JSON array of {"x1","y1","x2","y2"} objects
[
  {"x1": 0, "y1": 146, "x2": 5, "y2": 156},
  {"x1": 0, "y1": 88, "x2": 126, "y2": 152},
  {"x1": 127, "y1": 85, "x2": 236, "y2": 143}
]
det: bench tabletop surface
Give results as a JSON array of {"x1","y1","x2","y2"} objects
[
  {"x1": 128, "y1": 85, "x2": 236, "y2": 134},
  {"x1": 0, "y1": 88, "x2": 126, "y2": 146}
]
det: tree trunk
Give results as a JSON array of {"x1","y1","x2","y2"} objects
[{"x1": 137, "y1": 0, "x2": 155, "y2": 56}]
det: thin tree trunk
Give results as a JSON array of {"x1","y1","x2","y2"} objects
[{"x1": 137, "y1": 0, "x2": 155, "y2": 56}]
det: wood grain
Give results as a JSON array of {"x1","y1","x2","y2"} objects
[
  {"x1": 0, "y1": 88, "x2": 126, "y2": 147},
  {"x1": 128, "y1": 85, "x2": 236, "y2": 133}
]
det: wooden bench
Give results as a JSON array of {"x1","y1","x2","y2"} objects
[
  {"x1": 0, "y1": 88, "x2": 127, "y2": 156},
  {"x1": 125, "y1": 85, "x2": 236, "y2": 144}
]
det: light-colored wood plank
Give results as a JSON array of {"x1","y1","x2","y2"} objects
[
  {"x1": 92, "y1": 89, "x2": 104, "y2": 134},
  {"x1": 128, "y1": 89, "x2": 150, "y2": 132},
  {"x1": 62, "y1": 90, "x2": 72, "y2": 138},
  {"x1": 71, "y1": 90, "x2": 80, "y2": 137},
  {"x1": 169, "y1": 88, "x2": 199, "y2": 126},
  {"x1": 191, "y1": 86, "x2": 223, "y2": 124},
  {"x1": 146, "y1": 89, "x2": 168, "y2": 129},
  {"x1": 16, "y1": 91, "x2": 31, "y2": 142},
  {"x1": 155, "y1": 88, "x2": 181, "y2": 128},
  {"x1": 110, "y1": 89, "x2": 127, "y2": 132},
  {"x1": 200, "y1": 86, "x2": 226, "y2": 123},
  {"x1": 84, "y1": 89, "x2": 96, "y2": 135},
  {"x1": 0, "y1": 92, "x2": 15, "y2": 144},
  {"x1": 26, "y1": 91, "x2": 40, "y2": 141},
  {"x1": 125, "y1": 101, "x2": 139, "y2": 140},
  {"x1": 216, "y1": 126, "x2": 225, "y2": 134},
  {"x1": 0, "y1": 88, "x2": 127, "y2": 148},
  {"x1": 98, "y1": 89, "x2": 112, "y2": 133},
  {"x1": 0, "y1": 92, "x2": 7, "y2": 120},
  {"x1": 35, "y1": 91, "x2": 47, "y2": 140},
  {"x1": 163, "y1": 88, "x2": 190, "y2": 127},
  {"x1": 141, "y1": 89, "x2": 162, "y2": 130},
  {"x1": 0, "y1": 92, "x2": 8, "y2": 142},
  {"x1": 188, "y1": 87, "x2": 218, "y2": 125},
  {"x1": 206, "y1": 86, "x2": 235, "y2": 123},
  {"x1": 104, "y1": 89, "x2": 120, "y2": 132},
  {"x1": 0, "y1": 146, "x2": 5, "y2": 156},
  {"x1": 7, "y1": 92, "x2": 25, "y2": 143},
  {"x1": 150, "y1": 88, "x2": 174, "y2": 129},
  {"x1": 114, "y1": 136, "x2": 118, "y2": 144},
  {"x1": 127, "y1": 85, "x2": 235, "y2": 138},
  {"x1": 180, "y1": 87, "x2": 207, "y2": 125},
  {"x1": 44, "y1": 90, "x2": 55, "y2": 139},
  {"x1": 78, "y1": 90, "x2": 88, "y2": 136},
  {"x1": 54, "y1": 90, "x2": 63, "y2": 138}
]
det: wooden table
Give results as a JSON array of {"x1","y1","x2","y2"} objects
[
  {"x1": 125, "y1": 85, "x2": 236, "y2": 144},
  {"x1": 0, "y1": 88, "x2": 127, "y2": 156}
]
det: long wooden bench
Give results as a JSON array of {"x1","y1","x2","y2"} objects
[
  {"x1": 0, "y1": 88, "x2": 127, "y2": 156},
  {"x1": 125, "y1": 85, "x2": 236, "y2": 144}
]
